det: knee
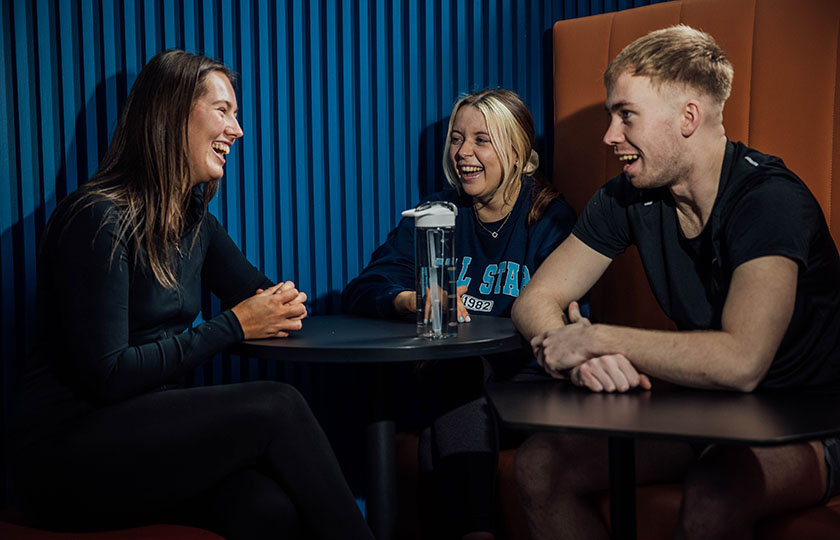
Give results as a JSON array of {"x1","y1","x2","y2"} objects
[
  {"x1": 515, "y1": 433, "x2": 571, "y2": 506},
  {"x1": 679, "y1": 446, "x2": 758, "y2": 539},
  {"x1": 238, "y1": 381, "x2": 313, "y2": 430}
]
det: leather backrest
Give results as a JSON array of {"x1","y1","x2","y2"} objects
[{"x1": 553, "y1": 0, "x2": 840, "y2": 329}]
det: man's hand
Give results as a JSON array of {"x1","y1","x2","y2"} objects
[
  {"x1": 232, "y1": 281, "x2": 308, "y2": 339},
  {"x1": 533, "y1": 301, "x2": 651, "y2": 392},
  {"x1": 531, "y1": 301, "x2": 594, "y2": 374},
  {"x1": 570, "y1": 355, "x2": 652, "y2": 392}
]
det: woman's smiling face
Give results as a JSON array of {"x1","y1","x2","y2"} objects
[
  {"x1": 449, "y1": 105, "x2": 505, "y2": 204},
  {"x1": 186, "y1": 71, "x2": 243, "y2": 187}
]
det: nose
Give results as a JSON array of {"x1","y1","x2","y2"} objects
[
  {"x1": 603, "y1": 116, "x2": 624, "y2": 147},
  {"x1": 455, "y1": 139, "x2": 472, "y2": 158},
  {"x1": 228, "y1": 115, "x2": 243, "y2": 139}
]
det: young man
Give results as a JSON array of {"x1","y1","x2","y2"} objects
[{"x1": 511, "y1": 25, "x2": 840, "y2": 540}]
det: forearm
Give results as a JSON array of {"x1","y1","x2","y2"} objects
[
  {"x1": 585, "y1": 324, "x2": 770, "y2": 391},
  {"x1": 511, "y1": 285, "x2": 568, "y2": 341}
]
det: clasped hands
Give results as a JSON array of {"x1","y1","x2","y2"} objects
[
  {"x1": 531, "y1": 301, "x2": 651, "y2": 393},
  {"x1": 232, "y1": 281, "x2": 308, "y2": 339}
]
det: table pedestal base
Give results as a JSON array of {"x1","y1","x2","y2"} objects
[{"x1": 609, "y1": 437, "x2": 636, "y2": 540}]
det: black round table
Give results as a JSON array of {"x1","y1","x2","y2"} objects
[{"x1": 233, "y1": 314, "x2": 524, "y2": 540}]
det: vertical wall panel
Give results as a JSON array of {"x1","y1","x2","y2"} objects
[{"x1": 0, "y1": 0, "x2": 669, "y2": 504}]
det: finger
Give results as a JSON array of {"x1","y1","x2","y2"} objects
[
  {"x1": 255, "y1": 288, "x2": 265, "y2": 294},
  {"x1": 456, "y1": 297, "x2": 470, "y2": 323},
  {"x1": 456, "y1": 284, "x2": 468, "y2": 297},
  {"x1": 273, "y1": 330, "x2": 290, "y2": 338},
  {"x1": 263, "y1": 282, "x2": 285, "y2": 295},
  {"x1": 639, "y1": 373, "x2": 653, "y2": 390},
  {"x1": 577, "y1": 363, "x2": 605, "y2": 392},
  {"x1": 610, "y1": 354, "x2": 641, "y2": 389},
  {"x1": 548, "y1": 367, "x2": 567, "y2": 380},
  {"x1": 272, "y1": 287, "x2": 300, "y2": 304},
  {"x1": 288, "y1": 304, "x2": 308, "y2": 321},
  {"x1": 568, "y1": 301, "x2": 592, "y2": 327},
  {"x1": 279, "y1": 281, "x2": 296, "y2": 292},
  {"x1": 569, "y1": 366, "x2": 584, "y2": 387},
  {"x1": 568, "y1": 301, "x2": 582, "y2": 323},
  {"x1": 594, "y1": 356, "x2": 632, "y2": 392},
  {"x1": 533, "y1": 344, "x2": 546, "y2": 368},
  {"x1": 287, "y1": 291, "x2": 307, "y2": 305},
  {"x1": 275, "y1": 318, "x2": 304, "y2": 332},
  {"x1": 283, "y1": 304, "x2": 307, "y2": 319}
]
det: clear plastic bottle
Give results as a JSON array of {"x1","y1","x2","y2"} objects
[{"x1": 401, "y1": 201, "x2": 458, "y2": 338}]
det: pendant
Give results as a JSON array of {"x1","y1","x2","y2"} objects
[{"x1": 491, "y1": 232, "x2": 498, "y2": 238}]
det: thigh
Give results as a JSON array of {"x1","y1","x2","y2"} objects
[
  {"x1": 23, "y1": 381, "x2": 300, "y2": 513},
  {"x1": 517, "y1": 431, "x2": 696, "y2": 494},
  {"x1": 686, "y1": 441, "x2": 826, "y2": 515}
]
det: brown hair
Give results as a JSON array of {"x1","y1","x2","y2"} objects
[
  {"x1": 442, "y1": 88, "x2": 559, "y2": 225},
  {"x1": 50, "y1": 50, "x2": 235, "y2": 288},
  {"x1": 605, "y1": 25, "x2": 733, "y2": 105}
]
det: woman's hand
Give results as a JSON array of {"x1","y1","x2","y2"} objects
[
  {"x1": 455, "y1": 285, "x2": 470, "y2": 323},
  {"x1": 394, "y1": 286, "x2": 471, "y2": 323},
  {"x1": 232, "y1": 281, "x2": 308, "y2": 339},
  {"x1": 394, "y1": 290, "x2": 417, "y2": 314}
]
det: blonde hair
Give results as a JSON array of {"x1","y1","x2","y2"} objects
[
  {"x1": 443, "y1": 89, "x2": 555, "y2": 224},
  {"x1": 605, "y1": 25, "x2": 733, "y2": 105}
]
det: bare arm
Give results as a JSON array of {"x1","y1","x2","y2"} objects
[
  {"x1": 512, "y1": 234, "x2": 612, "y2": 340},
  {"x1": 538, "y1": 255, "x2": 798, "y2": 392}
]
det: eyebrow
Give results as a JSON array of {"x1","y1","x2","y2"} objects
[
  {"x1": 606, "y1": 100, "x2": 632, "y2": 113},
  {"x1": 212, "y1": 99, "x2": 238, "y2": 114}
]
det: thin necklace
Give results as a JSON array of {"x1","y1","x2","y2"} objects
[{"x1": 473, "y1": 206, "x2": 512, "y2": 238}]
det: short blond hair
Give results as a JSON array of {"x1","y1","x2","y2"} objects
[{"x1": 605, "y1": 25, "x2": 733, "y2": 105}]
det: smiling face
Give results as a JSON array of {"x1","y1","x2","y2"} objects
[
  {"x1": 448, "y1": 105, "x2": 506, "y2": 204},
  {"x1": 604, "y1": 71, "x2": 689, "y2": 190},
  {"x1": 186, "y1": 71, "x2": 243, "y2": 187}
]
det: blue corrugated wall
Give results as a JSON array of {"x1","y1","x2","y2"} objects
[{"x1": 0, "y1": 0, "x2": 666, "y2": 506}]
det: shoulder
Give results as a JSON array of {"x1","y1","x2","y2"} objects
[
  {"x1": 721, "y1": 142, "x2": 817, "y2": 215},
  {"x1": 50, "y1": 192, "x2": 121, "y2": 240}
]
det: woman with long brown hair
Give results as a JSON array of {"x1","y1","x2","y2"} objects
[{"x1": 12, "y1": 50, "x2": 373, "y2": 540}]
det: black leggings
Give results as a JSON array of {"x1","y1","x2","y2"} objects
[
  {"x1": 415, "y1": 354, "x2": 536, "y2": 538},
  {"x1": 16, "y1": 381, "x2": 373, "y2": 540}
]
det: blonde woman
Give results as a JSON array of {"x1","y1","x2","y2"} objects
[{"x1": 343, "y1": 89, "x2": 578, "y2": 540}]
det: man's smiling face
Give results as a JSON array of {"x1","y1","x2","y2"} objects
[{"x1": 604, "y1": 71, "x2": 689, "y2": 190}]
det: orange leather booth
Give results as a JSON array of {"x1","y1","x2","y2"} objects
[{"x1": 496, "y1": 0, "x2": 840, "y2": 539}]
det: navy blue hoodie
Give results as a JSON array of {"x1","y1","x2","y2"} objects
[{"x1": 342, "y1": 177, "x2": 577, "y2": 318}]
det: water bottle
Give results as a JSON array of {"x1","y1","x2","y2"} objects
[{"x1": 401, "y1": 201, "x2": 458, "y2": 339}]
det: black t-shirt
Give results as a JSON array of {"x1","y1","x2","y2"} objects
[{"x1": 574, "y1": 140, "x2": 840, "y2": 389}]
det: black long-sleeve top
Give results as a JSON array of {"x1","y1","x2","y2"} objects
[{"x1": 15, "y1": 194, "x2": 272, "y2": 446}]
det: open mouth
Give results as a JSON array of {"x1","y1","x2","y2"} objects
[
  {"x1": 618, "y1": 153, "x2": 639, "y2": 164},
  {"x1": 617, "y1": 153, "x2": 640, "y2": 173},
  {"x1": 212, "y1": 142, "x2": 231, "y2": 157},
  {"x1": 459, "y1": 164, "x2": 484, "y2": 179}
]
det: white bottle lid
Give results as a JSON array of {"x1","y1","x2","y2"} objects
[{"x1": 401, "y1": 201, "x2": 457, "y2": 228}]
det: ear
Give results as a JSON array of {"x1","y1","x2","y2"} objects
[{"x1": 680, "y1": 100, "x2": 701, "y2": 137}]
